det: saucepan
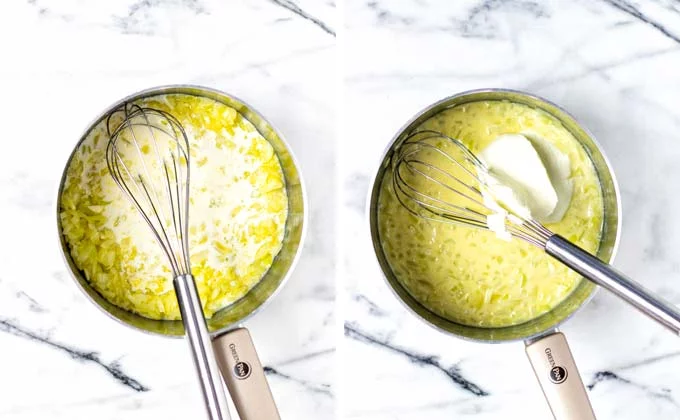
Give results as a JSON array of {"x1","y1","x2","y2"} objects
[
  {"x1": 56, "y1": 85, "x2": 307, "y2": 419},
  {"x1": 368, "y1": 89, "x2": 621, "y2": 419}
]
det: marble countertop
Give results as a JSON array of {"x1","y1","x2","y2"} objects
[
  {"x1": 343, "y1": 1, "x2": 680, "y2": 419},
  {"x1": 3, "y1": 0, "x2": 680, "y2": 419},
  {"x1": 0, "y1": 1, "x2": 334, "y2": 419}
]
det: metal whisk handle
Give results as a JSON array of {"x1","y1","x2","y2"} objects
[
  {"x1": 546, "y1": 235, "x2": 680, "y2": 335},
  {"x1": 174, "y1": 274, "x2": 232, "y2": 419}
]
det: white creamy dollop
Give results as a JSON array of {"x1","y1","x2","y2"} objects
[
  {"x1": 478, "y1": 133, "x2": 573, "y2": 239},
  {"x1": 522, "y1": 132, "x2": 574, "y2": 223}
]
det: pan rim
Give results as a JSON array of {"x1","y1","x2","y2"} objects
[
  {"x1": 366, "y1": 87, "x2": 622, "y2": 344},
  {"x1": 55, "y1": 84, "x2": 308, "y2": 338}
]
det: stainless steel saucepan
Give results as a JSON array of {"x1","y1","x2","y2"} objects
[
  {"x1": 368, "y1": 89, "x2": 621, "y2": 420},
  {"x1": 56, "y1": 85, "x2": 307, "y2": 420}
]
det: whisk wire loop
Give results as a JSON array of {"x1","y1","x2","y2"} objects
[
  {"x1": 105, "y1": 103, "x2": 192, "y2": 277},
  {"x1": 391, "y1": 130, "x2": 553, "y2": 248}
]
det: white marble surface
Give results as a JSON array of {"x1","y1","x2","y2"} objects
[
  {"x1": 342, "y1": 1, "x2": 680, "y2": 419},
  {"x1": 0, "y1": 1, "x2": 334, "y2": 419}
]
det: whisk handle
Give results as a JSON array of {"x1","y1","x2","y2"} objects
[
  {"x1": 546, "y1": 235, "x2": 680, "y2": 335},
  {"x1": 175, "y1": 274, "x2": 232, "y2": 420}
]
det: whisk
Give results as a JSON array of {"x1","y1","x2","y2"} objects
[
  {"x1": 392, "y1": 129, "x2": 680, "y2": 335},
  {"x1": 106, "y1": 104, "x2": 231, "y2": 420}
]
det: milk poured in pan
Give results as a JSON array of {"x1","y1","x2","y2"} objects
[{"x1": 60, "y1": 94, "x2": 288, "y2": 320}]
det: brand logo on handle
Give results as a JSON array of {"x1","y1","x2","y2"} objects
[
  {"x1": 233, "y1": 361, "x2": 252, "y2": 380},
  {"x1": 545, "y1": 348, "x2": 568, "y2": 384},
  {"x1": 549, "y1": 366, "x2": 567, "y2": 384},
  {"x1": 229, "y1": 343, "x2": 252, "y2": 380}
]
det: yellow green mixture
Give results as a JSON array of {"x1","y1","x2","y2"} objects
[
  {"x1": 378, "y1": 101, "x2": 603, "y2": 327},
  {"x1": 60, "y1": 94, "x2": 288, "y2": 320}
]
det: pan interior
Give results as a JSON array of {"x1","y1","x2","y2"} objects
[
  {"x1": 57, "y1": 86, "x2": 305, "y2": 337},
  {"x1": 369, "y1": 89, "x2": 620, "y2": 342}
]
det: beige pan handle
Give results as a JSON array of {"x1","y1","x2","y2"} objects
[
  {"x1": 212, "y1": 328, "x2": 281, "y2": 420},
  {"x1": 525, "y1": 332, "x2": 596, "y2": 420}
]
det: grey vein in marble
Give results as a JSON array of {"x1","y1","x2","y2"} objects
[
  {"x1": 267, "y1": 0, "x2": 335, "y2": 35},
  {"x1": 26, "y1": 0, "x2": 72, "y2": 22},
  {"x1": 127, "y1": 0, "x2": 207, "y2": 17},
  {"x1": 644, "y1": 211, "x2": 667, "y2": 261},
  {"x1": 114, "y1": 0, "x2": 207, "y2": 35},
  {"x1": 345, "y1": 323, "x2": 489, "y2": 397},
  {"x1": 601, "y1": 0, "x2": 680, "y2": 44},
  {"x1": 460, "y1": 0, "x2": 549, "y2": 39},
  {"x1": 274, "y1": 348, "x2": 335, "y2": 367},
  {"x1": 362, "y1": 0, "x2": 548, "y2": 39},
  {"x1": 15, "y1": 291, "x2": 47, "y2": 313},
  {"x1": 353, "y1": 294, "x2": 388, "y2": 317},
  {"x1": 587, "y1": 370, "x2": 678, "y2": 406},
  {"x1": 527, "y1": 46, "x2": 680, "y2": 90},
  {"x1": 264, "y1": 366, "x2": 333, "y2": 396},
  {"x1": 611, "y1": 350, "x2": 680, "y2": 372},
  {"x1": 365, "y1": 1, "x2": 415, "y2": 27},
  {"x1": 0, "y1": 318, "x2": 148, "y2": 392}
]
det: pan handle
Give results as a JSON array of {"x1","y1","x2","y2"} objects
[
  {"x1": 212, "y1": 327, "x2": 281, "y2": 420},
  {"x1": 525, "y1": 331, "x2": 596, "y2": 420}
]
